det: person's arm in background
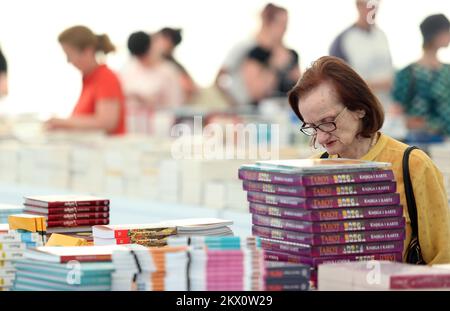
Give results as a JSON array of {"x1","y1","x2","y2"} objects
[
  {"x1": 45, "y1": 99, "x2": 121, "y2": 134},
  {"x1": 410, "y1": 150, "x2": 450, "y2": 264},
  {"x1": 0, "y1": 49, "x2": 8, "y2": 97}
]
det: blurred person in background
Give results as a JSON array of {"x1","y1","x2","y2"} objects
[
  {"x1": 0, "y1": 46, "x2": 7, "y2": 98},
  {"x1": 215, "y1": 3, "x2": 300, "y2": 108},
  {"x1": 392, "y1": 14, "x2": 450, "y2": 143},
  {"x1": 120, "y1": 31, "x2": 183, "y2": 134},
  {"x1": 329, "y1": 0, "x2": 406, "y2": 140},
  {"x1": 45, "y1": 25, "x2": 126, "y2": 135},
  {"x1": 152, "y1": 27, "x2": 198, "y2": 102}
]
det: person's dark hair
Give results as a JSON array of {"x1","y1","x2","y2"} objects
[
  {"x1": 288, "y1": 56, "x2": 384, "y2": 139},
  {"x1": 127, "y1": 31, "x2": 151, "y2": 57},
  {"x1": 58, "y1": 25, "x2": 115, "y2": 54},
  {"x1": 158, "y1": 27, "x2": 182, "y2": 47},
  {"x1": 246, "y1": 46, "x2": 272, "y2": 67},
  {"x1": 261, "y1": 3, "x2": 287, "y2": 25},
  {"x1": 420, "y1": 14, "x2": 450, "y2": 48}
]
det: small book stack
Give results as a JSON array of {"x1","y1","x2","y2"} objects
[
  {"x1": 0, "y1": 204, "x2": 23, "y2": 224},
  {"x1": 22, "y1": 195, "x2": 110, "y2": 237},
  {"x1": 12, "y1": 245, "x2": 124, "y2": 291},
  {"x1": 264, "y1": 261, "x2": 311, "y2": 291},
  {"x1": 112, "y1": 244, "x2": 189, "y2": 291},
  {"x1": 318, "y1": 261, "x2": 450, "y2": 290},
  {"x1": 239, "y1": 159, "x2": 406, "y2": 288},
  {"x1": 93, "y1": 218, "x2": 233, "y2": 246},
  {"x1": 0, "y1": 224, "x2": 45, "y2": 291}
]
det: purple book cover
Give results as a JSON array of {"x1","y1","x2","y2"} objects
[
  {"x1": 238, "y1": 169, "x2": 395, "y2": 186},
  {"x1": 252, "y1": 214, "x2": 406, "y2": 234},
  {"x1": 247, "y1": 191, "x2": 400, "y2": 209},
  {"x1": 243, "y1": 180, "x2": 397, "y2": 197},
  {"x1": 253, "y1": 224, "x2": 405, "y2": 246},
  {"x1": 249, "y1": 202, "x2": 404, "y2": 222},
  {"x1": 264, "y1": 250, "x2": 403, "y2": 267},
  {"x1": 260, "y1": 238, "x2": 405, "y2": 257}
]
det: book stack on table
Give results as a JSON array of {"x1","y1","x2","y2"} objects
[
  {"x1": 239, "y1": 159, "x2": 406, "y2": 288},
  {"x1": 0, "y1": 224, "x2": 45, "y2": 291},
  {"x1": 22, "y1": 195, "x2": 110, "y2": 238}
]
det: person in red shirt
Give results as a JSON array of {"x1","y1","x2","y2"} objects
[{"x1": 45, "y1": 25, "x2": 126, "y2": 135}]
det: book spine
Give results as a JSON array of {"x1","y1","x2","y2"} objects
[
  {"x1": 45, "y1": 200, "x2": 110, "y2": 208},
  {"x1": 244, "y1": 181, "x2": 396, "y2": 197},
  {"x1": 239, "y1": 169, "x2": 395, "y2": 186},
  {"x1": 261, "y1": 239, "x2": 404, "y2": 257},
  {"x1": 302, "y1": 170, "x2": 395, "y2": 186},
  {"x1": 254, "y1": 225, "x2": 405, "y2": 246},
  {"x1": 26, "y1": 206, "x2": 111, "y2": 214},
  {"x1": 265, "y1": 268, "x2": 310, "y2": 279},
  {"x1": 250, "y1": 203, "x2": 404, "y2": 222},
  {"x1": 390, "y1": 275, "x2": 450, "y2": 289},
  {"x1": 264, "y1": 283, "x2": 309, "y2": 291},
  {"x1": 47, "y1": 218, "x2": 110, "y2": 228},
  {"x1": 60, "y1": 255, "x2": 112, "y2": 263},
  {"x1": 253, "y1": 214, "x2": 405, "y2": 233},
  {"x1": 0, "y1": 233, "x2": 40, "y2": 243},
  {"x1": 46, "y1": 212, "x2": 110, "y2": 221},
  {"x1": 115, "y1": 237, "x2": 131, "y2": 244}
]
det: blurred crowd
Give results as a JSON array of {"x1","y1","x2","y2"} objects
[{"x1": 0, "y1": 0, "x2": 449, "y2": 144}]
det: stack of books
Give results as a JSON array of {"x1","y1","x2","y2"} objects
[
  {"x1": 0, "y1": 224, "x2": 45, "y2": 291},
  {"x1": 12, "y1": 245, "x2": 124, "y2": 291},
  {"x1": 169, "y1": 236, "x2": 265, "y2": 291},
  {"x1": 112, "y1": 244, "x2": 188, "y2": 291},
  {"x1": 0, "y1": 204, "x2": 22, "y2": 223},
  {"x1": 22, "y1": 195, "x2": 110, "y2": 236},
  {"x1": 239, "y1": 159, "x2": 406, "y2": 287},
  {"x1": 318, "y1": 261, "x2": 450, "y2": 290},
  {"x1": 264, "y1": 261, "x2": 310, "y2": 291},
  {"x1": 93, "y1": 218, "x2": 233, "y2": 246}
]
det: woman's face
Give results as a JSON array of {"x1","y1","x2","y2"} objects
[
  {"x1": 432, "y1": 30, "x2": 450, "y2": 48},
  {"x1": 298, "y1": 82, "x2": 366, "y2": 156},
  {"x1": 61, "y1": 43, "x2": 92, "y2": 73}
]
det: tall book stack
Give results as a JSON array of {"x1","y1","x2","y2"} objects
[
  {"x1": 23, "y1": 195, "x2": 110, "y2": 237},
  {"x1": 168, "y1": 236, "x2": 265, "y2": 291},
  {"x1": 0, "y1": 224, "x2": 45, "y2": 291},
  {"x1": 93, "y1": 218, "x2": 233, "y2": 246},
  {"x1": 12, "y1": 245, "x2": 124, "y2": 291},
  {"x1": 0, "y1": 204, "x2": 22, "y2": 223},
  {"x1": 239, "y1": 159, "x2": 405, "y2": 287},
  {"x1": 318, "y1": 261, "x2": 450, "y2": 290}
]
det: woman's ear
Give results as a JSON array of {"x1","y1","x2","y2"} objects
[{"x1": 356, "y1": 109, "x2": 366, "y2": 119}]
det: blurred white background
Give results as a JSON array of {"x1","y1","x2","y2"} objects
[{"x1": 0, "y1": 0, "x2": 449, "y2": 117}]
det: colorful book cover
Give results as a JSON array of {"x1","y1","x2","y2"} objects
[
  {"x1": 249, "y1": 202, "x2": 404, "y2": 221},
  {"x1": 252, "y1": 224, "x2": 405, "y2": 245},
  {"x1": 23, "y1": 195, "x2": 110, "y2": 208},
  {"x1": 238, "y1": 168, "x2": 395, "y2": 186},
  {"x1": 8, "y1": 214, "x2": 47, "y2": 232},
  {"x1": 243, "y1": 180, "x2": 397, "y2": 197},
  {"x1": 44, "y1": 212, "x2": 109, "y2": 221},
  {"x1": 247, "y1": 191, "x2": 400, "y2": 209},
  {"x1": 252, "y1": 214, "x2": 406, "y2": 234},
  {"x1": 45, "y1": 233, "x2": 88, "y2": 247},
  {"x1": 260, "y1": 238, "x2": 404, "y2": 257}
]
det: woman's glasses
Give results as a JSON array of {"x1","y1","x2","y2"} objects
[{"x1": 300, "y1": 107, "x2": 347, "y2": 136}]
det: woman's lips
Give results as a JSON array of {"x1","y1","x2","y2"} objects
[{"x1": 324, "y1": 140, "x2": 337, "y2": 148}]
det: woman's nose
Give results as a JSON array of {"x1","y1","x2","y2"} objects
[{"x1": 316, "y1": 130, "x2": 331, "y2": 145}]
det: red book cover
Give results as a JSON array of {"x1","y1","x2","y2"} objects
[
  {"x1": 247, "y1": 191, "x2": 400, "y2": 209},
  {"x1": 23, "y1": 205, "x2": 110, "y2": 215},
  {"x1": 47, "y1": 218, "x2": 110, "y2": 228},
  {"x1": 24, "y1": 195, "x2": 110, "y2": 208},
  {"x1": 243, "y1": 180, "x2": 397, "y2": 197},
  {"x1": 249, "y1": 202, "x2": 404, "y2": 222}
]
